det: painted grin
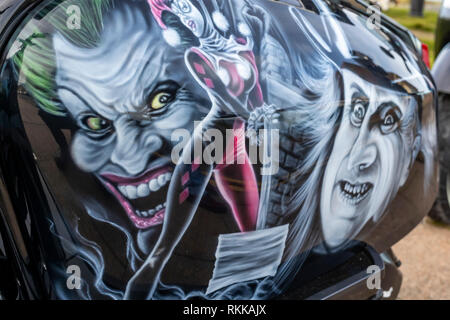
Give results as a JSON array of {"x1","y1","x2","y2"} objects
[
  {"x1": 338, "y1": 180, "x2": 373, "y2": 205},
  {"x1": 100, "y1": 166, "x2": 173, "y2": 229}
]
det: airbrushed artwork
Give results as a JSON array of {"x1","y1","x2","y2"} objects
[{"x1": 10, "y1": 0, "x2": 435, "y2": 299}]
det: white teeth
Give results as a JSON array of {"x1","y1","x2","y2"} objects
[
  {"x1": 134, "y1": 202, "x2": 167, "y2": 218},
  {"x1": 114, "y1": 172, "x2": 173, "y2": 219},
  {"x1": 340, "y1": 181, "x2": 371, "y2": 206},
  {"x1": 136, "y1": 210, "x2": 149, "y2": 218},
  {"x1": 149, "y1": 172, "x2": 172, "y2": 192},
  {"x1": 137, "y1": 183, "x2": 150, "y2": 197},
  {"x1": 118, "y1": 172, "x2": 172, "y2": 199},
  {"x1": 149, "y1": 178, "x2": 160, "y2": 192},
  {"x1": 125, "y1": 185, "x2": 138, "y2": 199},
  {"x1": 157, "y1": 174, "x2": 165, "y2": 186},
  {"x1": 118, "y1": 185, "x2": 127, "y2": 197},
  {"x1": 343, "y1": 183, "x2": 368, "y2": 195}
]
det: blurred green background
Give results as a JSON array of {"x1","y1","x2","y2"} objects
[{"x1": 383, "y1": 0, "x2": 440, "y2": 65}]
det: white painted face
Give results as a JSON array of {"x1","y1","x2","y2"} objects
[
  {"x1": 53, "y1": 5, "x2": 202, "y2": 231},
  {"x1": 171, "y1": 0, "x2": 205, "y2": 37},
  {"x1": 320, "y1": 69, "x2": 419, "y2": 248}
]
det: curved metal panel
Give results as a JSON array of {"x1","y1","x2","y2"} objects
[
  {"x1": 0, "y1": 0, "x2": 438, "y2": 299},
  {"x1": 432, "y1": 43, "x2": 450, "y2": 94}
]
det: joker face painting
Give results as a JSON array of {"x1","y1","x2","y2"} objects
[
  {"x1": 53, "y1": 1, "x2": 204, "y2": 251},
  {"x1": 320, "y1": 69, "x2": 421, "y2": 248}
]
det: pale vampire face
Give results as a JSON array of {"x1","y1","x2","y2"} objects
[{"x1": 320, "y1": 69, "x2": 419, "y2": 248}]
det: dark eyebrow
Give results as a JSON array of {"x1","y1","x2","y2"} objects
[
  {"x1": 376, "y1": 101, "x2": 401, "y2": 114},
  {"x1": 350, "y1": 83, "x2": 369, "y2": 104},
  {"x1": 150, "y1": 80, "x2": 180, "y2": 95},
  {"x1": 368, "y1": 101, "x2": 402, "y2": 129}
]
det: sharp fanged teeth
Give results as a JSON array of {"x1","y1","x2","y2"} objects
[
  {"x1": 340, "y1": 181, "x2": 372, "y2": 205},
  {"x1": 156, "y1": 204, "x2": 163, "y2": 211},
  {"x1": 141, "y1": 210, "x2": 149, "y2": 217},
  {"x1": 342, "y1": 182, "x2": 372, "y2": 197},
  {"x1": 149, "y1": 209, "x2": 156, "y2": 216}
]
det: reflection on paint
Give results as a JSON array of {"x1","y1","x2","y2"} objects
[{"x1": 10, "y1": 0, "x2": 435, "y2": 299}]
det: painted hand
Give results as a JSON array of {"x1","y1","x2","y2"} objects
[{"x1": 185, "y1": 47, "x2": 263, "y2": 119}]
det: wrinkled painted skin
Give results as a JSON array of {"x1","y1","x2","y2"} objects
[
  {"x1": 54, "y1": 2, "x2": 202, "y2": 255},
  {"x1": 15, "y1": 0, "x2": 434, "y2": 300},
  {"x1": 125, "y1": 0, "x2": 265, "y2": 299},
  {"x1": 64, "y1": 0, "x2": 426, "y2": 298},
  {"x1": 320, "y1": 70, "x2": 421, "y2": 248},
  {"x1": 54, "y1": 0, "x2": 260, "y2": 294}
]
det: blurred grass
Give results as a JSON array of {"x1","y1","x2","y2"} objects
[
  {"x1": 385, "y1": 7, "x2": 438, "y2": 32},
  {"x1": 384, "y1": 7, "x2": 438, "y2": 65}
]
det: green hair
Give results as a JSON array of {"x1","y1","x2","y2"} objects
[{"x1": 13, "y1": 0, "x2": 114, "y2": 116}]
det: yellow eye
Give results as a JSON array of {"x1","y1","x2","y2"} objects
[
  {"x1": 150, "y1": 92, "x2": 173, "y2": 110},
  {"x1": 84, "y1": 116, "x2": 111, "y2": 131}
]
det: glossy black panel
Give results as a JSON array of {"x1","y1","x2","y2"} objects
[{"x1": 0, "y1": 0, "x2": 438, "y2": 299}]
